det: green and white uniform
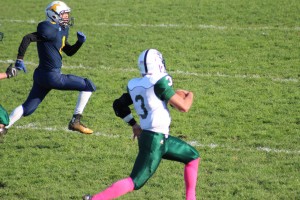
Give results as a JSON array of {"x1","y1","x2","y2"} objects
[
  {"x1": 0, "y1": 105, "x2": 9, "y2": 126},
  {"x1": 0, "y1": 105, "x2": 9, "y2": 135},
  {"x1": 127, "y1": 73, "x2": 199, "y2": 189},
  {"x1": 128, "y1": 73, "x2": 174, "y2": 135}
]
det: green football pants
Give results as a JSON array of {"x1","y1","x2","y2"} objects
[
  {"x1": 0, "y1": 105, "x2": 9, "y2": 126},
  {"x1": 130, "y1": 130, "x2": 200, "y2": 189}
]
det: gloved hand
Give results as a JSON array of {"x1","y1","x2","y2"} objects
[
  {"x1": 77, "y1": 31, "x2": 86, "y2": 43},
  {"x1": 6, "y1": 64, "x2": 18, "y2": 78},
  {"x1": 15, "y1": 59, "x2": 27, "y2": 73}
]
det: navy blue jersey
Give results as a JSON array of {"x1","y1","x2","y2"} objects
[
  {"x1": 14, "y1": 21, "x2": 96, "y2": 117},
  {"x1": 37, "y1": 21, "x2": 69, "y2": 72}
]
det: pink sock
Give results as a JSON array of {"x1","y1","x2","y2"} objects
[
  {"x1": 92, "y1": 177, "x2": 134, "y2": 200},
  {"x1": 184, "y1": 158, "x2": 200, "y2": 200}
]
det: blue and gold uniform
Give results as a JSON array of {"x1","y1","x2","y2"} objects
[
  {"x1": 21, "y1": 21, "x2": 96, "y2": 116},
  {"x1": 37, "y1": 21, "x2": 69, "y2": 72},
  {"x1": 7, "y1": 1, "x2": 95, "y2": 134}
]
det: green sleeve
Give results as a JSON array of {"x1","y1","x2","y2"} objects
[
  {"x1": 154, "y1": 75, "x2": 175, "y2": 101},
  {"x1": 0, "y1": 105, "x2": 9, "y2": 126}
]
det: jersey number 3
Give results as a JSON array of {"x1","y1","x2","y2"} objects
[
  {"x1": 134, "y1": 75, "x2": 172, "y2": 120},
  {"x1": 135, "y1": 95, "x2": 148, "y2": 119}
]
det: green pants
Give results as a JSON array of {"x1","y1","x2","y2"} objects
[
  {"x1": 130, "y1": 130, "x2": 200, "y2": 190},
  {"x1": 0, "y1": 105, "x2": 9, "y2": 126}
]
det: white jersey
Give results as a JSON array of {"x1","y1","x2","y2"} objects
[{"x1": 128, "y1": 73, "x2": 175, "y2": 135}]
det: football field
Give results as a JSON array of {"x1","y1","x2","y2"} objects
[{"x1": 0, "y1": 0, "x2": 299, "y2": 199}]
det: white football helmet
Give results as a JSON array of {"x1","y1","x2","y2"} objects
[
  {"x1": 138, "y1": 49, "x2": 166, "y2": 76},
  {"x1": 45, "y1": 1, "x2": 71, "y2": 27}
]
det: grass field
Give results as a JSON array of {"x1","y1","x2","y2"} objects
[{"x1": 0, "y1": 0, "x2": 299, "y2": 199}]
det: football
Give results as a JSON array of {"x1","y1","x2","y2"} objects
[{"x1": 176, "y1": 90, "x2": 188, "y2": 99}]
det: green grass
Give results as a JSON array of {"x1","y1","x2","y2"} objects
[{"x1": 0, "y1": 0, "x2": 299, "y2": 199}]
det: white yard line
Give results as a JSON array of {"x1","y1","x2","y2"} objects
[
  {"x1": 13, "y1": 123, "x2": 300, "y2": 155},
  {"x1": 1, "y1": 20, "x2": 298, "y2": 84},
  {"x1": 189, "y1": 140, "x2": 300, "y2": 155},
  {"x1": 1, "y1": 19, "x2": 300, "y2": 31},
  {"x1": 0, "y1": 60, "x2": 298, "y2": 83}
]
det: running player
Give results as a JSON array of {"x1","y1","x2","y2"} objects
[
  {"x1": 83, "y1": 49, "x2": 200, "y2": 200},
  {"x1": 6, "y1": 1, "x2": 96, "y2": 134}
]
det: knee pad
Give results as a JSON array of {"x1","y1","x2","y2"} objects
[{"x1": 84, "y1": 78, "x2": 96, "y2": 92}]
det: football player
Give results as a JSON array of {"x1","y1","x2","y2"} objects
[
  {"x1": 83, "y1": 49, "x2": 200, "y2": 200},
  {"x1": 6, "y1": 1, "x2": 96, "y2": 134}
]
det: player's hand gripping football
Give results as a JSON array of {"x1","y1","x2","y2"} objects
[{"x1": 77, "y1": 31, "x2": 86, "y2": 43}]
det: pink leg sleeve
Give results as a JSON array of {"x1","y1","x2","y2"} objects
[
  {"x1": 92, "y1": 177, "x2": 134, "y2": 200},
  {"x1": 184, "y1": 158, "x2": 200, "y2": 200}
]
